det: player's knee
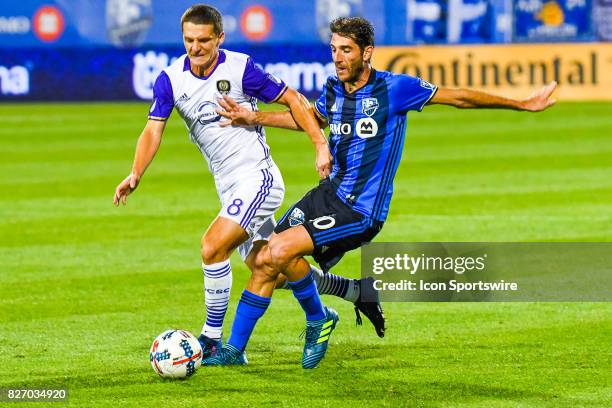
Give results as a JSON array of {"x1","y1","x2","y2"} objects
[{"x1": 200, "y1": 237, "x2": 229, "y2": 264}]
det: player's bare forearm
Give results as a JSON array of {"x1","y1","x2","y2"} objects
[
  {"x1": 277, "y1": 88, "x2": 327, "y2": 146},
  {"x1": 114, "y1": 120, "x2": 165, "y2": 206},
  {"x1": 429, "y1": 81, "x2": 557, "y2": 112},
  {"x1": 131, "y1": 120, "x2": 165, "y2": 178},
  {"x1": 253, "y1": 110, "x2": 301, "y2": 130},
  {"x1": 431, "y1": 88, "x2": 522, "y2": 109}
]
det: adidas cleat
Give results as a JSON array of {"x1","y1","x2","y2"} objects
[
  {"x1": 197, "y1": 334, "x2": 222, "y2": 359},
  {"x1": 354, "y1": 277, "x2": 386, "y2": 338},
  {"x1": 201, "y1": 344, "x2": 248, "y2": 366},
  {"x1": 302, "y1": 306, "x2": 339, "y2": 369}
]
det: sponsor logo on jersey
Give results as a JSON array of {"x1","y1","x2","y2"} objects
[
  {"x1": 362, "y1": 97, "x2": 379, "y2": 116},
  {"x1": 419, "y1": 78, "x2": 435, "y2": 91},
  {"x1": 216, "y1": 79, "x2": 231, "y2": 95},
  {"x1": 329, "y1": 122, "x2": 352, "y2": 135},
  {"x1": 289, "y1": 207, "x2": 305, "y2": 227},
  {"x1": 177, "y1": 93, "x2": 189, "y2": 102},
  {"x1": 330, "y1": 101, "x2": 338, "y2": 113},
  {"x1": 196, "y1": 101, "x2": 221, "y2": 125},
  {"x1": 356, "y1": 117, "x2": 378, "y2": 138}
]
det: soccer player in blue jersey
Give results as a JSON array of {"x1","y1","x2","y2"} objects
[
  {"x1": 114, "y1": 6, "x2": 385, "y2": 366},
  {"x1": 205, "y1": 17, "x2": 556, "y2": 368}
]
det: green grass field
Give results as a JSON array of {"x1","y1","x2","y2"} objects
[{"x1": 1, "y1": 102, "x2": 611, "y2": 407}]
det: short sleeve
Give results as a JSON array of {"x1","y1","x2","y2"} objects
[
  {"x1": 392, "y1": 75, "x2": 437, "y2": 115},
  {"x1": 314, "y1": 88, "x2": 327, "y2": 120},
  {"x1": 148, "y1": 71, "x2": 174, "y2": 121},
  {"x1": 242, "y1": 57, "x2": 288, "y2": 103}
]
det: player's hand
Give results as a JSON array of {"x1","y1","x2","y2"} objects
[
  {"x1": 522, "y1": 81, "x2": 557, "y2": 112},
  {"x1": 113, "y1": 173, "x2": 140, "y2": 206},
  {"x1": 315, "y1": 143, "x2": 333, "y2": 179},
  {"x1": 216, "y1": 95, "x2": 256, "y2": 127}
]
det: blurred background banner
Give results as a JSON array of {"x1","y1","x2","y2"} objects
[
  {"x1": 594, "y1": 0, "x2": 612, "y2": 41},
  {"x1": 0, "y1": 0, "x2": 385, "y2": 47},
  {"x1": 0, "y1": 45, "x2": 332, "y2": 101},
  {"x1": 373, "y1": 43, "x2": 612, "y2": 100},
  {"x1": 0, "y1": 1, "x2": 609, "y2": 101},
  {"x1": 0, "y1": 0, "x2": 605, "y2": 47},
  {"x1": 513, "y1": 0, "x2": 593, "y2": 42}
]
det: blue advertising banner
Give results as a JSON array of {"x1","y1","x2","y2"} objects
[
  {"x1": 594, "y1": 0, "x2": 612, "y2": 41},
  {"x1": 514, "y1": 0, "x2": 593, "y2": 41},
  {"x1": 0, "y1": 45, "x2": 333, "y2": 101},
  {"x1": 0, "y1": 0, "x2": 387, "y2": 47},
  {"x1": 391, "y1": 0, "x2": 511, "y2": 44}
]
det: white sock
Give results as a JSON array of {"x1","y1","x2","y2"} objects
[{"x1": 201, "y1": 260, "x2": 232, "y2": 340}]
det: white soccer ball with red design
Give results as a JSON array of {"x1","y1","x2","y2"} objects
[{"x1": 149, "y1": 329, "x2": 203, "y2": 378}]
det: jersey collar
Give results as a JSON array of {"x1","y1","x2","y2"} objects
[
  {"x1": 184, "y1": 50, "x2": 227, "y2": 80},
  {"x1": 343, "y1": 67, "x2": 377, "y2": 95}
]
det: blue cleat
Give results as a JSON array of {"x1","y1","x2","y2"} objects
[
  {"x1": 197, "y1": 334, "x2": 222, "y2": 359},
  {"x1": 301, "y1": 306, "x2": 339, "y2": 369},
  {"x1": 201, "y1": 344, "x2": 248, "y2": 366}
]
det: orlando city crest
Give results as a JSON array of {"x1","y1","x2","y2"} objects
[
  {"x1": 216, "y1": 80, "x2": 231, "y2": 95},
  {"x1": 362, "y1": 97, "x2": 379, "y2": 117}
]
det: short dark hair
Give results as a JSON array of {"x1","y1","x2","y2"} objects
[
  {"x1": 329, "y1": 17, "x2": 374, "y2": 50},
  {"x1": 181, "y1": 4, "x2": 223, "y2": 35}
]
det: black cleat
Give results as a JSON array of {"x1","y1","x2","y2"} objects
[{"x1": 354, "y1": 277, "x2": 386, "y2": 338}]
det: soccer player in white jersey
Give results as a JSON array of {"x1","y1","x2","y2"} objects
[{"x1": 113, "y1": 5, "x2": 385, "y2": 361}]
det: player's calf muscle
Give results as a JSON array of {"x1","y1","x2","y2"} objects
[
  {"x1": 245, "y1": 245, "x2": 277, "y2": 296},
  {"x1": 245, "y1": 244, "x2": 274, "y2": 277},
  {"x1": 268, "y1": 238, "x2": 295, "y2": 271}
]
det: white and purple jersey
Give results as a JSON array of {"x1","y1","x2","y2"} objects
[{"x1": 148, "y1": 49, "x2": 288, "y2": 192}]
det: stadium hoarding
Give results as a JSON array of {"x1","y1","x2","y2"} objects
[
  {"x1": 0, "y1": 45, "x2": 332, "y2": 101},
  {"x1": 361, "y1": 243, "x2": 612, "y2": 302},
  {"x1": 594, "y1": 0, "x2": 612, "y2": 41},
  {"x1": 513, "y1": 0, "x2": 593, "y2": 42},
  {"x1": 0, "y1": 0, "x2": 385, "y2": 47},
  {"x1": 372, "y1": 42, "x2": 612, "y2": 100}
]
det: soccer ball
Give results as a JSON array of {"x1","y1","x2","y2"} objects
[{"x1": 149, "y1": 329, "x2": 203, "y2": 378}]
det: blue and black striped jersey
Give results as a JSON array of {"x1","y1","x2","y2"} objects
[{"x1": 314, "y1": 69, "x2": 437, "y2": 222}]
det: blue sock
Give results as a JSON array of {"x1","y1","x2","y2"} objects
[
  {"x1": 227, "y1": 290, "x2": 271, "y2": 352},
  {"x1": 288, "y1": 271, "x2": 326, "y2": 321}
]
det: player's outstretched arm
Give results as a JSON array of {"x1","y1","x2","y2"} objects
[
  {"x1": 217, "y1": 95, "x2": 301, "y2": 130},
  {"x1": 113, "y1": 120, "x2": 166, "y2": 206},
  {"x1": 217, "y1": 94, "x2": 328, "y2": 131},
  {"x1": 429, "y1": 81, "x2": 557, "y2": 112},
  {"x1": 217, "y1": 92, "x2": 332, "y2": 178}
]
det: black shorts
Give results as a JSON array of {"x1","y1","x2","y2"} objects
[{"x1": 275, "y1": 180, "x2": 383, "y2": 272}]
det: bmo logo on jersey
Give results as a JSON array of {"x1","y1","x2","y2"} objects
[
  {"x1": 356, "y1": 117, "x2": 378, "y2": 138},
  {"x1": 329, "y1": 122, "x2": 351, "y2": 135}
]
